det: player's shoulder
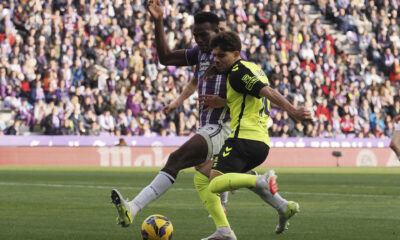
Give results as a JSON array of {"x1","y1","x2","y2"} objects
[
  {"x1": 231, "y1": 60, "x2": 251, "y2": 73},
  {"x1": 231, "y1": 60, "x2": 260, "y2": 74},
  {"x1": 239, "y1": 60, "x2": 259, "y2": 69},
  {"x1": 232, "y1": 60, "x2": 265, "y2": 77}
]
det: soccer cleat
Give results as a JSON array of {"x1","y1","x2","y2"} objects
[
  {"x1": 267, "y1": 170, "x2": 279, "y2": 194},
  {"x1": 256, "y1": 169, "x2": 279, "y2": 194},
  {"x1": 111, "y1": 189, "x2": 133, "y2": 227},
  {"x1": 275, "y1": 201, "x2": 300, "y2": 234},
  {"x1": 201, "y1": 229, "x2": 237, "y2": 240}
]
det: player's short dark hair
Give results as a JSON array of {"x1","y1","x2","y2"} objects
[
  {"x1": 194, "y1": 12, "x2": 219, "y2": 30},
  {"x1": 210, "y1": 31, "x2": 242, "y2": 52}
]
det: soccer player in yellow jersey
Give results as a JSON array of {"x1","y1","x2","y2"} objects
[{"x1": 199, "y1": 31, "x2": 312, "y2": 235}]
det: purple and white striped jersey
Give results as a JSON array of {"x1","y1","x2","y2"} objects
[{"x1": 185, "y1": 45, "x2": 246, "y2": 127}]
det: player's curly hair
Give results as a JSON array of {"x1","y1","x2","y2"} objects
[
  {"x1": 210, "y1": 31, "x2": 242, "y2": 52},
  {"x1": 194, "y1": 12, "x2": 219, "y2": 31}
]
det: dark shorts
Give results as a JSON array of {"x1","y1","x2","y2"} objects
[{"x1": 212, "y1": 138, "x2": 270, "y2": 174}]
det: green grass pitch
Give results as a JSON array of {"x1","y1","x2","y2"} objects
[{"x1": 0, "y1": 166, "x2": 399, "y2": 240}]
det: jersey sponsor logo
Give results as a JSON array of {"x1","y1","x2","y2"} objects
[
  {"x1": 222, "y1": 146, "x2": 232, "y2": 157},
  {"x1": 199, "y1": 60, "x2": 210, "y2": 72},
  {"x1": 241, "y1": 74, "x2": 258, "y2": 90}
]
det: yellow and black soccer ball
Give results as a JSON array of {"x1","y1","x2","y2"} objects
[{"x1": 141, "y1": 214, "x2": 173, "y2": 240}]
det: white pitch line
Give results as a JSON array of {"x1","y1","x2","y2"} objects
[
  {"x1": 0, "y1": 182, "x2": 398, "y2": 199},
  {"x1": 280, "y1": 191, "x2": 399, "y2": 199},
  {"x1": 300, "y1": 184, "x2": 400, "y2": 190},
  {"x1": 0, "y1": 182, "x2": 193, "y2": 191}
]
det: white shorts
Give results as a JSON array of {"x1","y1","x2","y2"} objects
[
  {"x1": 197, "y1": 122, "x2": 232, "y2": 160},
  {"x1": 395, "y1": 122, "x2": 400, "y2": 131}
]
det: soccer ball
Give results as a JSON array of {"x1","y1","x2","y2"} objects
[{"x1": 141, "y1": 214, "x2": 173, "y2": 240}]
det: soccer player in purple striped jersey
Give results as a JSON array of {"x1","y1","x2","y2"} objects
[{"x1": 110, "y1": 1, "x2": 238, "y2": 239}]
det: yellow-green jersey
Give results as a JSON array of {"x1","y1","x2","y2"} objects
[{"x1": 226, "y1": 60, "x2": 271, "y2": 145}]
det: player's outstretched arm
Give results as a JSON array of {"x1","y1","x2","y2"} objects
[
  {"x1": 147, "y1": 0, "x2": 187, "y2": 66},
  {"x1": 259, "y1": 86, "x2": 312, "y2": 121},
  {"x1": 163, "y1": 77, "x2": 198, "y2": 114}
]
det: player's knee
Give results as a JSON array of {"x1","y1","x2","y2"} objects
[{"x1": 209, "y1": 178, "x2": 218, "y2": 193}]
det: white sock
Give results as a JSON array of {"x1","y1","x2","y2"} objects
[
  {"x1": 220, "y1": 191, "x2": 228, "y2": 206},
  {"x1": 130, "y1": 171, "x2": 175, "y2": 216},
  {"x1": 250, "y1": 187, "x2": 288, "y2": 214}
]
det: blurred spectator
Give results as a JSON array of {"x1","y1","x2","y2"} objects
[
  {"x1": 43, "y1": 108, "x2": 60, "y2": 135},
  {"x1": 340, "y1": 113, "x2": 355, "y2": 135},
  {"x1": 60, "y1": 119, "x2": 75, "y2": 135},
  {"x1": 0, "y1": 114, "x2": 6, "y2": 134},
  {"x1": 98, "y1": 109, "x2": 115, "y2": 133},
  {"x1": 6, "y1": 119, "x2": 20, "y2": 135},
  {"x1": 291, "y1": 121, "x2": 305, "y2": 137}
]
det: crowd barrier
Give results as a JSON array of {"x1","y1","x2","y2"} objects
[{"x1": 0, "y1": 136, "x2": 398, "y2": 167}]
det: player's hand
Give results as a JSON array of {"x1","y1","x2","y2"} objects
[
  {"x1": 292, "y1": 107, "x2": 313, "y2": 121},
  {"x1": 162, "y1": 100, "x2": 180, "y2": 114},
  {"x1": 394, "y1": 115, "x2": 400, "y2": 123},
  {"x1": 202, "y1": 65, "x2": 219, "y2": 81},
  {"x1": 147, "y1": 0, "x2": 163, "y2": 20},
  {"x1": 198, "y1": 94, "x2": 227, "y2": 112}
]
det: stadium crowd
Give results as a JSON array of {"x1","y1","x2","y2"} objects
[{"x1": 0, "y1": 0, "x2": 399, "y2": 139}]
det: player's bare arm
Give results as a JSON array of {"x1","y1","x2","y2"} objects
[
  {"x1": 163, "y1": 77, "x2": 198, "y2": 114},
  {"x1": 198, "y1": 94, "x2": 227, "y2": 112},
  {"x1": 259, "y1": 86, "x2": 312, "y2": 121},
  {"x1": 147, "y1": 0, "x2": 187, "y2": 66}
]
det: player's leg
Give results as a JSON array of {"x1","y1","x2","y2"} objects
[
  {"x1": 200, "y1": 137, "x2": 254, "y2": 240},
  {"x1": 111, "y1": 134, "x2": 208, "y2": 227},
  {"x1": 194, "y1": 123, "x2": 236, "y2": 240},
  {"x1": 194, "y1": 158, "x2": 214, "y2": 177},
  {"x1": 246, "y1": 172, "x2": 299, "y2": 234},
  {"x1": 194, "y1": 171, "x2": 235, "y2": 240},
  {"x1": 195, "y1": 155, "x2": 228, "y2": 216},
  {"x1": 390, "y1": 129, "x2": 400, "y2": 160},
  {"x1": 210, "y1": 171, "x2": 286, "y2": 215},
  {"x1": 208, "y1": 139, "x2": 299, "y2": 234},
  {"x1": 199, "y1": 167, "x2": 236, "y2": 240},
  {"x1": 208, "y1": 139, "x2": 271, "y2": 193},
  {"x1": 219, "y1": 191, "x2": 228, "y2": 211}
]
